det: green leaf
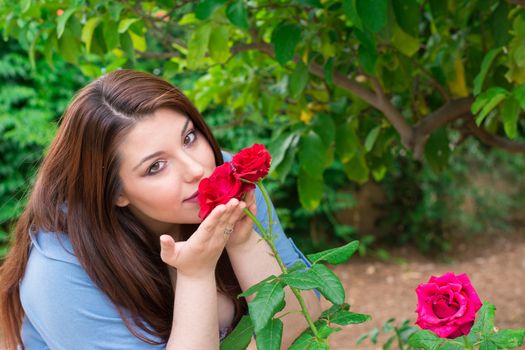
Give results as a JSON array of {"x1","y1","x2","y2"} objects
[
  {"x1": 287, "y1": 261, "x2": 307, "y2": 273},
  {"x1": 392, "y1": 0, "x2": 420, "y2": 38},
  {"x1": 501, "y1": 96, "x2": 521, "y2": 139},
  {"x1": 248, "y1": 282, "x2": 285, "y2": 332},
  {"x1": 271, "y1": 22, "x2": 302, "y2": 65},
  {"x1": 335, "y1": 122, "x2": 358, "y2": 163},
  {"x1": 299, "y1": 131, "x2": 326, "y2": 179},
  {"x1": 307, "y1": 240, "x2": 359, "y2": 265},
  {"x1": 356, "y1": 0, "x2": 387, "y2": 33},
  {"x1": 81, "y1": 17, "x2": 102, "y2": 53},
  {"x1": 289, "y1": 60, "x2": 309, "y2": 98},
  {"x1": 308, "y1": 264, "x2": 345, "y2": 304},
  {"x1": 269, "y1": 131, "x2": 297, "y2": 171},
  {"x1": 429, "y1": 0, "x2": 447, "y2": 20},
  {"x1": 298, "y1": 168, "x2": 324, "y2": 211},
  {"x1": 490, "y1": 329, "x2": 525, "y2": 349},
  {"x1": 58, "y1": 25, "x2": 81, "y2": 64},
  {"x1": 471, "y1": 87, "x2": 509, "y2": 126},
  {"x1": 118, "y1": 18, "x2": 139, "y2": 34},
  {"x1": 129, "y1": 30, "x2": 146, "y2": 52},
  {"x1": 473, "y1": 48, "x2": 501, "y2": 96},
  {"x1": 364, "y1": 127, "x2": 381, "y2": 152},
  {"x1": 209, "y1": 24, "x2": 230, "y2": 63},
  {"x1": 195, "y1": 0, "x2": 227, "y2": 20},
  {"x1": 312, "y1": 114, "x2": 336, "y2": 148},
  {"x1": 289, "y1": 331, "x2": 316, "y2": 350},
  {"x1": 358, "y1": 45, "x2": 377, "y2": 74},
  {"x1": 318, "y1": 303, "x2": 350, "y2": 320},
  {"x1": 317, "y1": 324, "x2": 340, "y2": 339},
  {"x1": 342, "y1": 147, "x2": 369, "y2": 183},
  {"x1": 342, "y1": 0, "x2": 363, "y2": 30},
  {"x1": 220, "y1": 316, "x2": 254, "y2": 350},
  {"x1": 438, "y1": 342, "x2": 465, "y2": 350},
  {"x1": 255, "y1": 318, "x2": 283, "y2": 350},
  {"x1": 331, "y1": 310, "x2": 371, "y2": 325},
  {"x1": 281, "y1": 270, "x2": 321, "y2": 290},
  {"x1": 29, "y1": 29, "x2": 41, "y2": 69},
  {"x1": 407, "y1": 330, "x2": 445, "y2": 350},
  {"x1": 120, "y1": 32, "x2": 135, "y2": 62},
  {"x1": 103, "y1": 19, "x2": 120, "y2": 51},
  {"x1": 512, "y1": 84, "x2": 525, "y2": 109},
  {"x1": 480, "y1": 340, "x2": 497, "y2": 350},
  {"x1": 469, "y1": 302, "x2": 496, "y2": 339},
  {"x1": 187, "y1": 23, "x2": 212, "y2": 69},
  {"x1": 392, "y1": 25, "x2": 420, "y2": 57},
  {"x1": 238, "y1": 275, "x2": 278, "y2": 298},
  {"x1": 56, "y1": 7, "x2": 77, "y2": 39},
  {"x1": 308, "y1": 340, "x2": 330, "y2": 349},
  {"x1": 226, "y1": 0, "x2": 249, "y2": 30}
]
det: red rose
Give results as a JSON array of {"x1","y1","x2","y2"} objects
[
  {"x1": 232, "y1": 144, "x2": 272, "y2": 183},
  {"x1": 197, "y1": 162, "x2": 252, "y2": 220},
  {"x1": 415, "y1": 272, "x2": 482, "y2": 339}
]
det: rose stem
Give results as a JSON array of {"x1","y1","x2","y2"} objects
[{"x1": 241, "y1": 183, "x2": 320, "y2": 339}]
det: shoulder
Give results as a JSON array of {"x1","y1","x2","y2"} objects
[
  {"x1": 27, "y1": 228, "x2": 80, "y2": 265},
  {"x1": 20, "y1": 230, "x2": 163, "y2": 348}
]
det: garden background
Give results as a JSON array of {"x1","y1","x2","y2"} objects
[{"x1": 1, "y1": 0, "x2": 524, "y2": 349}]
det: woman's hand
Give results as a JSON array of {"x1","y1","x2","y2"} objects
[
  {"x1": 225, "y1": 190, "x2": 257, "y2": 249},
  {"x1": 159, "y1": 198, "x2": 246, "y2": 278}
]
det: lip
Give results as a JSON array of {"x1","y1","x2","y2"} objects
[{"x1": 184, "y1": 191, "x2": 199, "y2": 202}]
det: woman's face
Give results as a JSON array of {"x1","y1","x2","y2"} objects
[{"x1": 116, "y1": 108, "x2": 216, "y2": 235}]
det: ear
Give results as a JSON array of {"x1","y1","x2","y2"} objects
[{"x1": 115, "y1": 193, "x2": 130, "y2": 207}]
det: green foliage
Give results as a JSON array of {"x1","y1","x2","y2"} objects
[
  {"x1": 225, "y1": 230, "x2": 369, "y2": 348},
  {"x1": 0, "y1": 39, "x2": 86, "y2": 257},
  {"x1": 1, "y1": 0, "x2": 525, "y2": 258},
  {"x1": 220, "y1": 316, "x2": 254, "y2": 350},
  {"x1": 357, "y1": 318, "x2": 418, "y2": 350}
]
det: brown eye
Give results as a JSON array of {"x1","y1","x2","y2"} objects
[
  {"x1": 147, "y1": 160, "x2": 166, "y2": 175},
  {"x1": 184, "y1": 130, "x2": 197, "y2": 145}
]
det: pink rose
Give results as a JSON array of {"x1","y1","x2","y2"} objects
[
  {"x1": 197, "y1": 162, "x2": 253, "y2": 220},
  {"x1": 232, "y1": 144, "x2": 271, "y2": 183},
  {"x1": 415, "y1": 272, "x2": 482, "y2": 339}
]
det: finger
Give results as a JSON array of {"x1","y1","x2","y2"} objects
[
  {"x1": 159, "y1": 235, "x2": 176, "y2": 264},
  {"x1": 221, "y1": 198, "x2": 240, "y2": 227},
  {"x1": 198, "y1": 204, "x2": 227, "y2": 239},
  {"x1": 244, "y1": 190, "x2": 257, "y2": 216}
]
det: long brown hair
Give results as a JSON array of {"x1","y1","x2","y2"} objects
[{"x1": 0, "y1": 69, "x2": 246, "y2": 349}]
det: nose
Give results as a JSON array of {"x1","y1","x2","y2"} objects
[{"x1": 179, "y1": 153, "x2": 204, "y2": 183}]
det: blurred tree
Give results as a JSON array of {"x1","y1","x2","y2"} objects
[
  {"x1": 1, "y1": 0, "x2": 524, "y2": 210},
  {"x1": 0, "y1": 0, "x2": 524, "y2": 249},
  {"x1": 0, "y1": 39, "x2": 87, "y2": 255}
]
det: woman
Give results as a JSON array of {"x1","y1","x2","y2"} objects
[{"x1": 0, "y1": 70, "x2": 321, "y2": 349}]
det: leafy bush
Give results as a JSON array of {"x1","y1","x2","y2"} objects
[{"x1": 0, "y1": 39, "x2": 87, "y2": 257}]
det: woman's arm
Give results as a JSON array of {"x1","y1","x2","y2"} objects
[
  {"x1": 225, "y1": 188, "x2": 322, "y2": 348},
  {"x1": 160, "y1": 198, "x2": 248, "y2": 350},
  {"x1": 226, "y1": 230, "x2": 321, "y2": 348}
]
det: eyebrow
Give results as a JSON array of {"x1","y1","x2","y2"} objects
[{"x1": 132, "y1": 118, "x2": 192, "y2": 171}]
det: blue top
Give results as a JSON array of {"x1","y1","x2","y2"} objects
[{"x1": 19, "y1": 153, "x2": 312, "y2": 349}]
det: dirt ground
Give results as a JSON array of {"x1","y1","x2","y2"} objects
[{"x1": 324, "y1": 227, "x2": 525, "y2": 350}]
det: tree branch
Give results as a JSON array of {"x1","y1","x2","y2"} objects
[
  {"x1": 229, "y1": 36, "x2": 525, "y2": 158},
  {"x1": 464, "y1": 114, "x2": 525, "y2": 154}
]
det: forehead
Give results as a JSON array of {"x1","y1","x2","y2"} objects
[{"x1": 118, "y1": 109, "x2": 190, "y2": 160}]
